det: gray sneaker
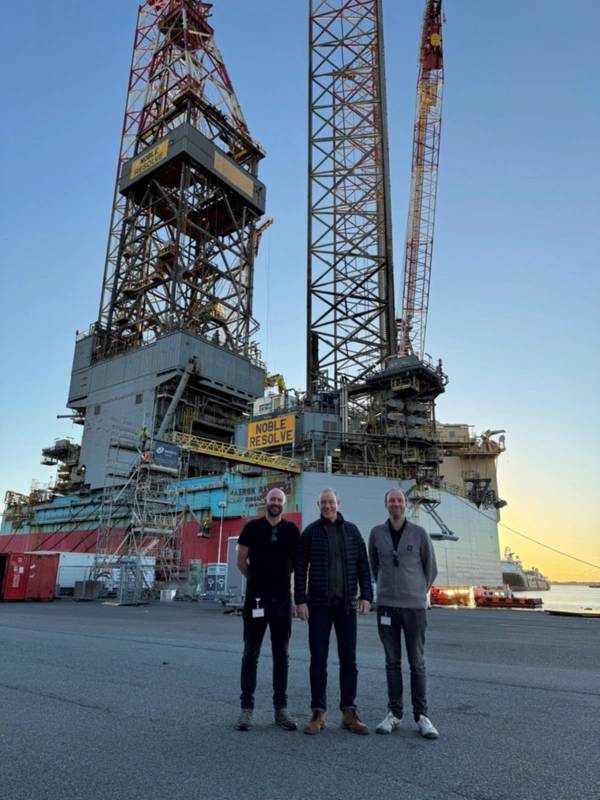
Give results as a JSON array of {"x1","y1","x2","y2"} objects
[
  {"x1": 236, "y1": 708, "x2": 253, "y2": 731},
  {"x1": 417, "y1": 714, "x2": 439, "y2": 739},
  {"x1": 376, "y1": 711, "x2": 402, "y2": 734},
  {"x1": 275, "y1": 708, "x2": 298, "y2": 731}
]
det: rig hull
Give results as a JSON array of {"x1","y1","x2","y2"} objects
[{"x1": 1, "y1": 471, "x2": 502, "y2": 588}]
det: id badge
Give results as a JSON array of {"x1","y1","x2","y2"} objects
[
  {"x1": 380, "y1": 614, "x2": 391, "y2": 626},
  {"x1": 252, "y1": 598, "x2": 265, "y2": 618}
]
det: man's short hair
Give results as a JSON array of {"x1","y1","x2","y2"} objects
[
  {"x1": 266, "y1": 487, "x2": 286, "y2": 503},
  {"x1": 318, "y1": 487, "x2": 339, "y2": 503}
]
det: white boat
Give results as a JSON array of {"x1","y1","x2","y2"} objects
[{"x1": 501, "y1": 548, "x2": 549, "y2": 591}]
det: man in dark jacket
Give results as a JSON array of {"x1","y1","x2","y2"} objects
[
  {"x1": 368, "y1": 487, "x2": 439, "y2": 739},
  {"x1": 295, "y1": 488, "x2": 373, "y2": 735}
]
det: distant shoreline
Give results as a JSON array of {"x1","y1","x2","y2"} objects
[{"x1": 550, "y1": 581, "x2": 599, "y2": 586}]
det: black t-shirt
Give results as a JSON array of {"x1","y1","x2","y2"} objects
[
  {"x1": 325, "y1": 520, "x2": 345, "y2": 599},
  {"x1": 387, "y1": 518, "x2": 407, "y2": 552},
  {"x1": 237, "y1": 517, "x2": 300, "y2": 602}
]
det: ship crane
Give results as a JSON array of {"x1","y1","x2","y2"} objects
[{"x1": 398, "y1": 0, "x2": 444, "y2": 359}]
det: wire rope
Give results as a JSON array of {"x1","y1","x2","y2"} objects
[{"x1": 452, "y1": 493, "x2": 600, "y2": 572}]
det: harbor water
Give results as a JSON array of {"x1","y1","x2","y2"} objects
[{"x1": 517, "y1": 583, "x2": 600, "y2": 612}]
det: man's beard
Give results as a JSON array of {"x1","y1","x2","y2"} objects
[{"x1": 266, "y1": 505, "x2": 281, "y2": 518}]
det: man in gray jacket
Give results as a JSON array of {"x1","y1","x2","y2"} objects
[{"x1": 368, "y1": 488, "x2": 439, "y2": 738}]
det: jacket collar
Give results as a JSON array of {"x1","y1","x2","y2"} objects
[{"x1": 320, "y1": 512, "x2": 344, "y2": 527}]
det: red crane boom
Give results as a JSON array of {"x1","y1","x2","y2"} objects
[{"x1": 399, "y1": 0, "x2": 444, "y2": 359}]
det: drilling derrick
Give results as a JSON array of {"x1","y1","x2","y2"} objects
[
  {"x1": 306, "y1": 0, "x2": 395, "y2": 394},
  {"x1": 65, "y1": 1, "x2": 267, "y2": 490},
  {"x1": 399, "y1": 0, "x2": 444, "y2": 359},
  {"x1": 96, "y1": 0, "x2": 265, "y2": 360},
  {"x1": 294, "y1": 0, "x2": 446, "y2": 484}
]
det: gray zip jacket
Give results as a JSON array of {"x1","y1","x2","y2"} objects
[{"x1": 368, "y1": 519, "x2": 438, "y2": 609}]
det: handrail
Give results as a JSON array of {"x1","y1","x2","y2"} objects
[{"x1": 166, "y1": 432, "x2": 302, "y2": 474}]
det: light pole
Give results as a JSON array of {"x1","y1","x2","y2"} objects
[{"x1": 217, "y1": 501, "x2": 227, "y2": 565}]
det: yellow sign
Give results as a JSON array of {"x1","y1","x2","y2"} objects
[
  {"x1": 214, "y1": 151, "x2": 254, "y2": 198},
  {"x1": 248, "y1": 415, "x2": 295, "y2": 450},
  {"x1": 130, "y1": 139, "x2": 169, "y2": 179}
]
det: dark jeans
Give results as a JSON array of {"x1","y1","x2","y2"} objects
[
  {"x1": 308, "y1": 600, "x2": 357, "y2": 711},
  {"x1": 377, "y1": 607, "x2": 428, "y2": 721},
  {"x1": 240, "y1": 598, "x2": 291, "y2": 710}
]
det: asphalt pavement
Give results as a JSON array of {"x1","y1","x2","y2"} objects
[{"x1": 1, "y1": 600, "x2": 599, "y2": 800}]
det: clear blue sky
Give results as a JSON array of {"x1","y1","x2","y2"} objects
[{"x1": 0, "y1": 1, "x2": 598, "y2": 579}]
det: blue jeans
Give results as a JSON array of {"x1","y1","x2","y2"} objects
[
  {"x1": 308, "y1": 600, "x2": 357, "y2": 711},
  {"x1": 377, "y1": 607, "x2": 428, "y2": 721}
]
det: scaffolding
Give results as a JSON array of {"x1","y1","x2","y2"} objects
[{"x1": 90, "y1": 422, "x2": 183, "y2": 605}]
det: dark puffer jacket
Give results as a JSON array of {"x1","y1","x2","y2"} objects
[{"x1": 294, "y1": 513, "x2": 373, "y2": 609}]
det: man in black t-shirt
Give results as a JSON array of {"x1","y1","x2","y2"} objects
[{"x1": 235, "y1": 488, "x2": 300, "y2": 732}]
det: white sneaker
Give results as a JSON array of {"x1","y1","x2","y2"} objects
[
  {"x1": 375, "y1": 711, "x2": 402, "y2": 735},
  {"x1": 417, "y1": 714, "x2": 439, "y2": 739}
]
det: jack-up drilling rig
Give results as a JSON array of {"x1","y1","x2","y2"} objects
[
  {"x1": 37, "y1": 0, "x2": 448, "y2": 494},
  {"x1": 2, "y1": 0, "x2": 508, "y2": 590}
]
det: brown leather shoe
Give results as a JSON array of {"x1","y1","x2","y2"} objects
[
  {"x1": 341, "y1": 707, "x2": 369, "y2": 735},
  {"x1": 303, "y1": 709, "x2": 326, "y2": 735}
]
